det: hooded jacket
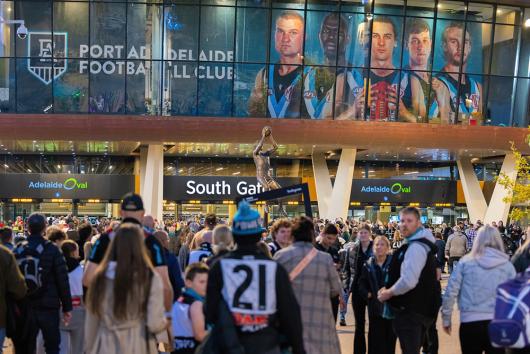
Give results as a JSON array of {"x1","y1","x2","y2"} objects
[{"x1": 441, "y1": 247, "x2": 516, "y2": 327}]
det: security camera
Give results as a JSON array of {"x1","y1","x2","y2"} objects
[{"x1": 17, "y1": 24, "x2": 28, "y2": 39}]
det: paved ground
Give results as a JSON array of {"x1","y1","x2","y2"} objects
[
  {"x1": 3, "y1": 278, "x2": 462, "y2": 354},
  {"x1": 338, "y1": 274, "x2": 461, "y2": 354},
  {"x1": 337, "y1": 302, "x2": 461, "y2": 354}
]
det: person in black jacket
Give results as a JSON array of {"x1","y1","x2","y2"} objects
[
  {"x1": 358, "y1": 236, "x2": 395, "y2": 354},
  {"x1": 13, "y1": 213, "x2": 72, "y2": 354},
  {"x1": 343, "y1": 224, "x2": 373, "y2": 354},
  {"x1": 205, "y1": 201, "x2": 305, "y2": 354}
]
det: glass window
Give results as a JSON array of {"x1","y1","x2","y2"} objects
[
  {"x1": 272, "y1": 0, "x2": 304, "y2": 10},
  {"x1": 16, "y1": 58, "x2": 52, "y2": 113},
  {"x1": 259, "y1": 64, "x2": 304, "y2": 118},
  {"x1": 0, "y1": 2, "x2": 15, "y2": 58},
  {"x1": 305, "y1": 11, "x2": 346, "y2": 66},
  {"x1": 307, "y1": 0, "x2": 340, "y2": 11},
  {"x1": 0, "y1": 58, "x2": 15, "y2": 113},
  {"x1": 431, "y1": 71, "x2": 474, "y2": 125},
  {"x1": 163, "y1": 61, "x2": 197, "y2": 116},
  {"x1": 126, "y1": 60, "x2": 161, "y2": 115},
  {"x1": 53, "y1": 60, "x2": 88, "y2": 113},
  {"x1": 90, "y1": 3, "x2": 126, "y2": 59},
  {"x1": 334, "y1": 67, "x2": 367, "y2": 120},
  {"x1": 203, "y1": 0, "x2": 236, "y2": 5},
  {"x1": 269, "y1": 9, "x2": 304, "y2": 65},
  {"x1": 486, "y1": 76, "x2": 513, "y2": 127},
  {"x1": 340, "y1": 0, "x2": 367, "y2": 13},
  {"x1": 367, "y1": 69, "x2": 401, "y2": 122},
  {"x1": 302, "y1": 65, "x2": 335, "y2": 119},
  {"x1": 399, "y1": 70, "x2": 435, "y2": 123},
  {"x1": 512, "y1": 78, "x2": 529, "y2": 127},
  {"x1": 237, "y1": 0, "x2": 269, "y2": 7},
  {"x1": 199, "y1": 6, "x2": 235, "y2": 61},
  {"x1": 164, "y1": 5, "x2": 199, "y2": 61},
  {"x1": 127, "y1": 4, "x2": 163, "y2": 61},
  {"x1": 370, "y1": 15, "x2": 403, "y2": 70},
  {"x1": 467, "y1": 3, "x2": 494, "y2": 22},
  {"x1": 490, "y1": 25, "x2": 520, "y2": 76},
  {"x1": 433, "y1": 20, "x2": 467, "y2": 72},
  {"x1": 89, "y1": 60, "x2": 126, "y2": 113},
  {"x1": 463, "y1": 22, "x2": 491, "y2": 75},
  {"x1": 406, "y1": 0, "x2": 435, "y2": 18},
  {"x1": 495, "y1": 6, "x2": 522, "y2": 25},
  {"x1": 375, "y1": 0, "x2": 405, "y2": 16},
  {"x1": 197, "y1": 62, "x2": 233, "y2": 116},
  {"x1": 233, "y1": 63, "x2": 264, "y2": 117},
  {"x1": 344, "y1": 14, "x2": 370, "y2": 68},
  {"x1": 15, "y1": 1, "x2": 52, "y2": 58},
  {"x1": 402, "y1": 18, "x2": 434, "y2": 70},
  {"x1": 235, "y1": 7, "x2": 269, "y2": 63},
  {"x1": 54, "y1": 2, "x2": 89, "y2": 59},
  {"x1": 437, "y1": 1, "x2": 466, "y2": 21}
]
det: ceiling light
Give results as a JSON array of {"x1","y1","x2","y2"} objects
[
  {"x1": 109, "y1": 165, "x2": 113, "y2": 170},
  {"x1": 3, "y1": 164, "x2": 7, "y2": 168},
  {"x1": 525, "y1": 19, "x2": 530, "y2": 28},
  {"x1": 91, "y1": 168, "x2": 95, "y2": 172},
  {"x1": 27, "y1": 169, "x2": 32, "y2": 173},
  {"x1": 404, "y1": 171, "x2": 419, "y2": 175},
  {"x1": 215, "y1": 167, "x2": 224, "y2": 171},
  {"x1": 68, "y1": 170, "x2": 71, "y2": 174},
  {"x1": 232, "y1": 171, "x2": 240, "y2": 175},
  {"x1": 178, "y1": 168, "x2": 184, "y2": 173}
]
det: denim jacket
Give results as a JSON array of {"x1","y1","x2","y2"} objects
[{"x1": 441, "y1": 247, "x2": 516, "y2": 327}]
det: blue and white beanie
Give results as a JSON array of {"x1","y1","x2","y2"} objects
[{"x1": 232, "y1": 201, "x2": 265, "y2": 236}]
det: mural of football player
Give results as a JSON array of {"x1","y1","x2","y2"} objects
[
  {"x1": 303, "y1": 13, "x2": 350, "y2": 119},
  {"x1": 401, "y1": 18, "x2": 437, "y2": 122},
  {"x1": 335, "y1": 20, "x2": 370, "y2": 119},
  {"x1": 248, "y1": 11, "x2": 307, "y2": 118},
  {"x1": 434, "y1": 22, "x2": 482, "y2": 124}
]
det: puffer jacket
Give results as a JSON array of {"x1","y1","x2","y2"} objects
[
  {"x1": 441, "y1": 247, "x2": 516, "y2": 327},
  {"x1": 445, "y1": 232, "x2": 467, "y2": 258}
]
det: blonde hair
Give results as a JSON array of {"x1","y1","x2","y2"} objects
[
  {"x1": 469, "y1": 225, "x2": 505, "y2": 259},
  {"x1": 393, "y1": 230, "x2": 402, "y2": 241},
  {"x1": 212, "y1": 224, "x2": 234, "y2": 254},
  {"x1": 373, "y1": 235, "x2": 391, "y2": 253}
]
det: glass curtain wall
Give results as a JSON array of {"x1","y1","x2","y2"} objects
[{"x1": 0, "y1": 0, "x2": 528, "y2": 127}]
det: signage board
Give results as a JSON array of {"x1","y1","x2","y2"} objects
[
  {"x1": 0, "y1": 174, "x2": 135, "y2": 200},
  {"x1": 350, "y1": 179, "x2": 456, "y2": 204}
]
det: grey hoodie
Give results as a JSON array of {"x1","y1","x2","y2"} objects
[{"x1": 442, "y1": 248, "x2": 516, "y2": 327}]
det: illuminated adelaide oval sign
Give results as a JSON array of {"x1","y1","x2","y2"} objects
[
  {"x1": 28, "y1": 177, "x2": 88, "y2": 191},
  {"x1": 360, "y1": 182, "x2": 412, "y2": 195}
]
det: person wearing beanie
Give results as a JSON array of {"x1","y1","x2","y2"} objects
[{"x1": 205, "y1": 201, "x2": 305, "y2": 354}]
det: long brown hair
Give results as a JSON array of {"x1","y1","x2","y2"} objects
[{"x1": 86, "y1": 223, "x2": 154, "y2": 320}]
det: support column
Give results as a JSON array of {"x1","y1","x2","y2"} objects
[
  {"x1": 312, "y1": 148, "x2": 356, "y2": 220},
  {"x1": 289, "y1": 160, "x2": 300, "y2": 177},
  {"x1": 484, "y1": 153, "x2": 516, "y2": 224},
  {"x1": 457, "y1": 158, "x2": 487, "y2": 224},
  {"x1": 457, "y1": 153, "x2": 516, "y2": 225},
  {"x1": 140, "y1": 144, "x2": 164, "y2": 221}
]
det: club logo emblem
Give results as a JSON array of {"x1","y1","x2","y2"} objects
[{"x1": 27, "y1": 32, "x2": 68, "y2": 85}]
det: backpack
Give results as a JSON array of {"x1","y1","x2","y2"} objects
[
  {"x1": 489, "y1": 270, "x2": 530, "y2": 348},
  {"x1": 14, "y1": 240, "x2": 51, "y2": 297}
]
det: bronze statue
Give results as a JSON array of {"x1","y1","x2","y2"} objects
[{"x1": 253, "y1": 126, "x2": 281, "y2": 192}]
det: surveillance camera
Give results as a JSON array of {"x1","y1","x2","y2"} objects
[{"x1": 17, "y1": 24, "x2": 28, "y2": 39}]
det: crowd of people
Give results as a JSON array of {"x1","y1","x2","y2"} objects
[{"x1": 0, "y1": 192, "x2": 529, "y2": 354}]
